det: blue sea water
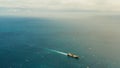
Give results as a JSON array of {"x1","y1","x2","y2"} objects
[{"x1": 0, "y1": 16, "x2": 120, "y2": 68}]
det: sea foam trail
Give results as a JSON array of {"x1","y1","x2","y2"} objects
[
  {"x1": 50, "y1": 50, "x2": 67, "y2": 55},
  {"x1": 45, "y1": 48, "x2": 67, "y2": 55}
]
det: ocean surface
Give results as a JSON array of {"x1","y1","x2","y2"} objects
[{"x1": 0, "y1": 16, "x2": 120, "y2": 68}]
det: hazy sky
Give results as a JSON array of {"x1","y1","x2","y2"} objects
[
  {"x1": 0, "y1": 0, "x2": 120, "y2": 18},
  {"x1": 0, "y1": 0, "x2": 120, "y2": 12}
]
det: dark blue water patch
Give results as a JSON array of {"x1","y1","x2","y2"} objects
[
  {"x1": 0, "y1": 16, "x2": 82, "y2": 68},
  {"x1": 0, "y1": 16, "x2": 55, "y2": 32}
]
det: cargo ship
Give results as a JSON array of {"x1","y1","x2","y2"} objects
[{"x1": 67, "y1": 53, "x2": 79, "y2": 59}]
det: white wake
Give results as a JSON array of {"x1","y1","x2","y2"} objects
[
  {"x1": 46, "y1": 48, "x2": 67, "y2": 55},
  {"x1": 50, "y1": 49, "x2": 67, "y2": 55}
]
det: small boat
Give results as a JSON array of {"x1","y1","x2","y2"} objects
[{"x1": 67, "y1": 53, "x2": 79, "y2": 59}]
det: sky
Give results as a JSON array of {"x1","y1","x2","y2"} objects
[
  {"x1": 0, "y1": 0, "x2": 120, "y2": 11},
  {"x1": 0, "y1": 0, "x2": 120, "y2": 17}
]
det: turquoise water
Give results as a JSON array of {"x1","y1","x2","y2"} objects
[{"x1": 0, "y1": 16, "x2": 120, "y2": 68}]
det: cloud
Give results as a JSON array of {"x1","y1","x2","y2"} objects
[{"x1": 0, "y1": 0, "x2": 120, "y2": 12}]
